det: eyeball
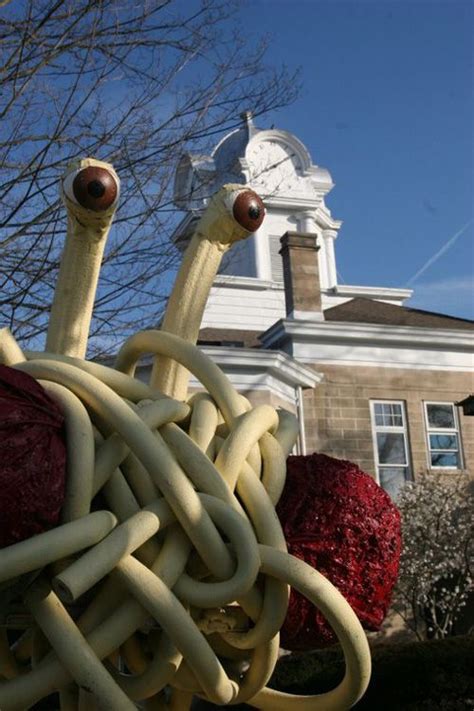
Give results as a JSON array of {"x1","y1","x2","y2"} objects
[
  {"x1": 231, "y1": 190, "x2": 265, "y2": 231},
  {"x1": 63, "y1": 166, "x2": 119, "y2": 212}
]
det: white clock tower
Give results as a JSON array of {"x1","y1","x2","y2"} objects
[{"x1": 172, "y1": 112, "x2": 410, "y2": 335}]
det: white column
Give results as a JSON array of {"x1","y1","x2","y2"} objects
[
  {"x1": 322, "y1": 229, "x2": 338, "y2": 288},
  {"x1": 252, "y1": 227, "x2": 272, "y2": 281},
  {"x1": 297, "y1": 210, "x2": 316, "y2": 233}
]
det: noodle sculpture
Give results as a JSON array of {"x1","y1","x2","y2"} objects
[{"x1": 0, "y1": 158, "x2": 371, "y2": 710}]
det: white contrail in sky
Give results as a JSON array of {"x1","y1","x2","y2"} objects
[{"x1": 405, "y1": 219, "x2": 473, "y2": 286}]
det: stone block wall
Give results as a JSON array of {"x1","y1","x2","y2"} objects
[{"x1": 303, "y1": 364, "x2": 474, "y2": 481}]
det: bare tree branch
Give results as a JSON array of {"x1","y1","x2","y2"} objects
[{"x1": 0, "y1": 0, "x2": 299, "y2": 354}]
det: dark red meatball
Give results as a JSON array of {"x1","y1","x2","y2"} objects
[
  {"x1": 277, "y1": 453, "x2": 402, "y2": 650},
  {"x1": 0, "y1": 365, "x2": 66, "y2": 548}
]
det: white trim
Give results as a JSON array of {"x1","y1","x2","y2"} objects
[
  {"x1": 313, "y1": 207, "x2": 343, "y2": 231},
  {"x1": 288, "y1": 310, "x2": 324, "y2": 321},
  {"x1": 212, "y1": 275, "x2": 284, "y2": 291},
  {"x1": 305, "y1": 358, "x2": 474, "y2": 373},
  {"x1": 262, "y1": 319, "x2": 474, "y2": 350},
  {"x1": 423, "y1": 401, "x2": 464, "y2": 470},
  {"x1": 199, "y1": 346, "x2": 323, "y2": 389},
  {"x1": 211, "y1": 127, "x2": 245, "y2": 158},
  {"x1": 135, "y1": 346, "x2": 323, "y2": 406},
  {"x1": 263, "y1": 195, "x2": 328, "y2": 210},
  {"x1": 189, "y1": 372, "x2": 297, "y2": 403},
  {"x1": 329, "y1": 284, "x2": 413, "y2": 302},
  {"x1": 195, "y1": 346, "x2": 323, "y2": 404},
  {"x1": 261, "y1": 319, "x2": 474, "y2": 372},
  {"x1": 296, "y1": 385, "x2": 306, "y2": 455}
]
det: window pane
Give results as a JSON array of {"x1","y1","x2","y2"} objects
[
  {"x1": 427, "y1": 404, "x2": 455, "y2": 429},
  {"x1": 373, "y1": 403, "x2": 384, "y2": 426},
  {"x1": 374, "y1": 402, "x2": 403, "y2": 427},
  {"x1": 387, "y1": 404, "x2": 402, "y2": 426},
  {"x1": 377, "y1": 432, "x2": 407, "y2": 465},
  {"x1": 429, "y1": 434, "x2": 458, "y2": 451},
  {"x1": 379, "y1": 467, "x2": 408, "y2": 500},
  {"x1": 430, "y1": 452, "x2": 460, "y2": 468}
]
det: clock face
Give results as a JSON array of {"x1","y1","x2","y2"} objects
[{"x1": 247, "y1": 140, "x2": 299, "y2": 194}]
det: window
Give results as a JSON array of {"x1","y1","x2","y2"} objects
[
  {"x1": 370, "y1": 400, "x2": 411, "y2": 499},
  {"x1": 424, "y1": 402, "x2": 462, "y2": 469}
]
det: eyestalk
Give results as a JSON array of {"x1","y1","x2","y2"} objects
[
  {"x1": 46, "y1": 158, "x2": 120, "y2": 358},
  {"x1": 151, "y1": 184, "x2": 265, "y2": 399}
]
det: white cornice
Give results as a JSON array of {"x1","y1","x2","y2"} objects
[
  {"x1": 329, "y1": 284, "x2": 413, "y2": 302},
  {"x1": 133, "y1": 345, "x2": 323, "y2": 404},
  {"x1": 313, "y1": 208, "x2": 343, "y2": 231},
  {"x1": 200, "y1": 346, "x2": 323, "y2": 389},
  {"x1": 262, "y1": 319, "x2": 474, "y2": 351},
  {"x1": 262, "y1": 194, "x2": 323, "y2": 209},
  {"x1": 261, "y1": 319, "x2": 474, "y2": 372}
]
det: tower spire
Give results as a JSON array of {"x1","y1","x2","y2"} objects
[{"x1": 240, "y1": 109, "x2": 256, "y2": 137}]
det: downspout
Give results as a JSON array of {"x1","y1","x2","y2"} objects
[{"x1": 296, "y1": 385, "x2": 307, "y2": 455}]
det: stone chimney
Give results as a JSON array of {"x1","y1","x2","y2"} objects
[{"x1": 279, "y1": 231, "x2": 323, "y2": 320}]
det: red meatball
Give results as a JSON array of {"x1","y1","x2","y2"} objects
[
  {"x1": 276, "y1": 453, "x2": 402, "y2": 650},
  {"x1": 0, "y1": 365, "x2": 66, "y2": 547}
]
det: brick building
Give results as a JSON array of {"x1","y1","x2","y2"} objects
[{"x1": 171, "y1": 113, "x2": 474, "y2": 498}]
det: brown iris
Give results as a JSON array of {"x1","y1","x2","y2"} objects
[
  {"x1": 232, "y1": 190, "x2": 265, "y2": 231},
  {"x1": 72, "y1": 166, "x2": 117, "y2": 212}
]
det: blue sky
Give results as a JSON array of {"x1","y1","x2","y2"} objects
[{"x1": 241, "y1": 0, "x2": 473, "y2": 319}]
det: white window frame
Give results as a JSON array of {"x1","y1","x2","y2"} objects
[
  {"x1": 423, "y1": 401, "x2": 463, "y2": 470},
  {"x1": 370, "y1": 400, "x2": 412, "y2": 487}
]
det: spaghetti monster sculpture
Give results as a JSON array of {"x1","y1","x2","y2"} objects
[{"x1": 0, "y1": 158, "x2": 382, "y2": 710}]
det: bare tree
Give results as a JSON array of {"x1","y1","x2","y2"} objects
[{"x1": 0, "y1": 0, "x2": 298, "y2": 355}]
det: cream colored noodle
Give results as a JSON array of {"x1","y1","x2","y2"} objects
[{"x1": 0, "y1": 167, "x2": 371, "y2": 710}]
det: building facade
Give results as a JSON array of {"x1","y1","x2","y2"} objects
[{"x1": 171, "y1": 113, "x2": 474, "y2": 498}]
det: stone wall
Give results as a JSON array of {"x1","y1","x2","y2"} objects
[{"x1": 303, "y1": 364, "x2": 474, "y2": 480}]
